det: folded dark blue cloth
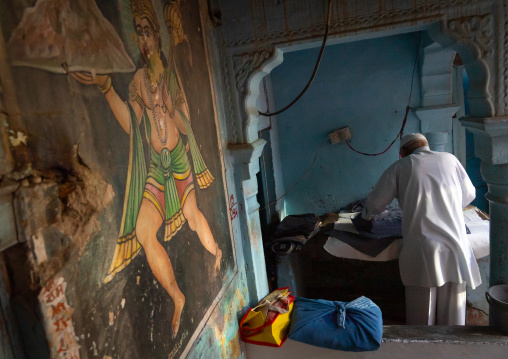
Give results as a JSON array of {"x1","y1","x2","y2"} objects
[
  {"x1": 288, "y1": 296, "x2": 383, "y2": 352},
  {"x1": 351, "y1": 210, "x2": 402, "y2": 238}
]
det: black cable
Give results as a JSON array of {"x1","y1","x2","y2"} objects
[
  {"x1": 346, "y1": 106, "x2": 412, "y2": 156},
  {"x1": 260, "y1": 78, "x2": 273, "y2": 218},
  {"x1": 404, "y1": 32, "x2": 421, "y2": 110},
  {"x1": 258, "y1": 0, "x2": 333, "y2": 117},
  {"x1": 345, "y1": 31, "x2": 422, "y2": 156}
]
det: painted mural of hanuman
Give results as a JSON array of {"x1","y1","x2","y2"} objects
[{"x1": 72, "y1": 0, "x2": 221, "y2": 337}]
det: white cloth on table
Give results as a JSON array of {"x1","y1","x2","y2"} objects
[
  {"x1": 324, "y1": 208, "x2": 489, "y2": 262},
  {"x1": 324, "y1": 212, "x2": 402, "y2": 261},
  {"x1": 462, "y1": 208, "x2": 490, "y2": 259}
]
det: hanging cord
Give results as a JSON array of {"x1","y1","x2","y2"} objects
[
  {"x1": 258, "y1": 0, "x2": 333, "y2": 117},
  {"x1": 259, "y1": 137, "x2": 328, "y2": 211},
  {"x1": 345, "y1": 31, "x2": 422, "y2": 156},
  {"x1": 259, "y1": 77, "x2": 273, "y2": 218}
]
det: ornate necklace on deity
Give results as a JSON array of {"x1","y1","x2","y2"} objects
[
  {"x1": 144, "y1": 67, "x2": 168, "y2": 146},
  {"x1": 144, "y1": 65, "x2": 163, "y2": 93}
]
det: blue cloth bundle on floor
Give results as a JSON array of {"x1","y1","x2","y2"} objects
[{"x1": 288, "y1": 296, "x2": 383, "y2": 352}]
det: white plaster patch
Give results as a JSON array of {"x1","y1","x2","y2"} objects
[
  {"x1": 121, "y1": 298, "x2": 125, "y2": 308},
  {"x1": 9, "y1": 130, "x2": 27, "y2": 146},
  {"x1": 32, "y1": 233, "x2": 48, "y2": 264},
  {"x1": 39, "y1": 277, "x2": 80, "y2": 358}
]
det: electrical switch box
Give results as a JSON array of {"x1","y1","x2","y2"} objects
[{"x1": 328, "y1": 126, "x2": 352, "y2": 144}]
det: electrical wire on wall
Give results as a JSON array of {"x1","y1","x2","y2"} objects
[
  {"x1": 257, "y1": 0, "x2": 333, "y2": 210},
  {"x1": 259, "y1": 32, "x2": 423, "y2": 210},
  {"x1": 258, "y1": 0, "x2": 333, "y2": 117},
  {"x1": 256, "y1": 6, "x2": 422, "y2": 209},
  {"x1": 345, "y1": 31, "x2": 422, "y2": 156},
  {"x1": 259, "y1": 77, "x2": 273, "y2": 220}
]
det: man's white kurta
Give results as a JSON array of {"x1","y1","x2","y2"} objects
[{"x1": 361, "y1": 146, "x2": 481, "y2": 289}]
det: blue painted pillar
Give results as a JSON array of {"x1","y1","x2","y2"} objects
[
  {"x1": 415, "y1": 104, "x2": 460, "y2": 152},
  {"x1": 480, "y1": 162, "x2": 508, "y2": 286},
  {"x1": 462, "y1": 117, "x2": 508, "y2": 285},
  {"x1": 227, "y1": 138, "x2": 270, "y2": 303}
]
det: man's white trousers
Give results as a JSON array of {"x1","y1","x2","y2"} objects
[{"x1": 405, "y1": 282, "x2": 467, "y2": 325}]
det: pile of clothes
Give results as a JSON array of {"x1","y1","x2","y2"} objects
[
  {"x1": 270, "y1": 214, "x2": 323, "y2": 255},
  {"x1": 325, "y1": 199, "x2": 403, "y2": 258},
  {"x1": 351, "y1": 208, "x2": 402, "y2": 239}
]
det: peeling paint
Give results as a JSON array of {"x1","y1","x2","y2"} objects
[
  {"x1": 235, "y1": 288, "x2": 247, "y2": 309},
  {"x1": 54, "y1": 145, "x2": 115, "y2": 258},
  {"x1": 249, "y1": 216, "x2": 263, "y2": 255},
  {"x1": 188, "y1": 275, "x2": 248, "y2": 359},
  {"x1": 168, "y1": 330, "x2": 189, "y2": 358},
  {"x1": 466, "y1": 306, "x2": 489, "y2": 326},
  {"x1": 224, "y1": 332, "x2": 241, "y2": 359}
]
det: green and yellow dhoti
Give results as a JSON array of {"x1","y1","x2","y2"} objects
[
  {"x1": 103, "y1": 99, "x2": 214, "y2": 283},
  {"x1": 143, "y1": 136, "x2": 194, "y2": 240}
]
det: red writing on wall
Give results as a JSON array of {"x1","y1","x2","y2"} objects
[
  {"x1": 229, "y1": 195, "x2": 238, "y2": 221},
  {"x1": 56, "y1": 332, "x2": 79, "y2": 359},
  {"x1": 40, "y1": 278, "x2": 80, "y2": 358},
  {"x1": 51, "y1": 302, "x2": 66, "y2": 319},
  {"x1": 41, "y1": 280, "x2": 64, "y2": 304}
]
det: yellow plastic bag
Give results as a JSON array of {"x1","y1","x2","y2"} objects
[{"x1": 239, "y1": 287, "x2": 295, "y2": 347}]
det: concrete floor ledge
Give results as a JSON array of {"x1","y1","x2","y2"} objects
[
  {"x1": 245, "y1": 326, "x2": 508, "y2": 359},
  {"x1": 382, "y1": 325, "x2": 508, "y2": 345}
]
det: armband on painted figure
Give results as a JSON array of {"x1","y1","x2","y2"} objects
[
  {"x1": 129, "y1": 80, "x2": 144, "y2": 108},
  {"x1": 98, "y1": 76, "x2": 112, "y2": 94}
]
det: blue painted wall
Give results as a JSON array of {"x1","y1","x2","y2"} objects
[
  {"x1": 462, "y1": 72, "x2": 489, "y2": 213},
  {"x1": 270, "y1": 32, "x2": 422, "y2": 215}
]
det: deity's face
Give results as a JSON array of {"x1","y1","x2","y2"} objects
[{"x1": 134, "y1": 16, "x2": 160, "y2": 61}]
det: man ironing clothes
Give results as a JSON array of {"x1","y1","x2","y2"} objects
[{"x1": 360, "y1": 133, "x2": 481, "y2": 325}]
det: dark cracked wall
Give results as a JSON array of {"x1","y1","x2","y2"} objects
[{"x1": 1, "y1": 0, "x2": 241, "y2": 358}]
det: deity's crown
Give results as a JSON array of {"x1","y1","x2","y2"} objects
[{"x1": 131, "y1": 0, "x2": 160, "y2": 31}]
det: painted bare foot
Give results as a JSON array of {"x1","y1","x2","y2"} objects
[
  {"x1": 171, "y1": 293, "x2": 185, "y2": 339},
  {"x1": 214, "y1": 246, "x2": 222, "y2": 274}
]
